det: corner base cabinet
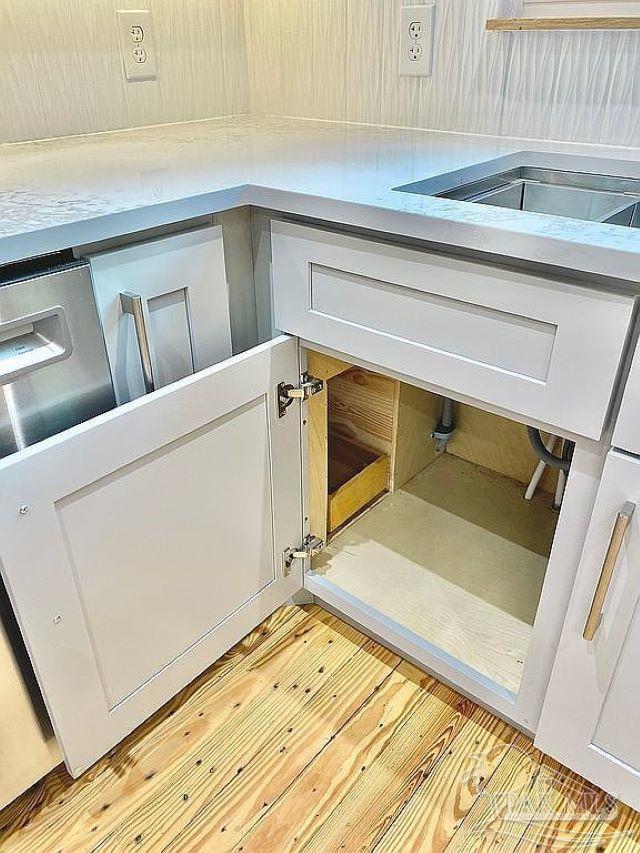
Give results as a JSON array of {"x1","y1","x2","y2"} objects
[
  {"x1": 0, "y1": 217, "x2": 638, "y2": 815},
  {"x1": 535, "y1": 450, "x2": 640, "y2": 812}
]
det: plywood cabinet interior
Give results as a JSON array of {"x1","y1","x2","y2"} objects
[{"x1": 307, "y1": 349, "x2": 565, "y2": 711}]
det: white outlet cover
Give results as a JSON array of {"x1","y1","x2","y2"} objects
[
  {"x1": 399, "y1": 4, "x2": 436, "y2": 78},
  {"x1": 116, "y1": 9, "x2": 158, "y2": 82}
]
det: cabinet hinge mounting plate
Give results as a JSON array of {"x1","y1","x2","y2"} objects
[
  {"x1": 278, "y1": 373, "x2": 324, "y2": 418},
  {"x1": 282, "y1": 535, "x2": 324, "y2": 575}
]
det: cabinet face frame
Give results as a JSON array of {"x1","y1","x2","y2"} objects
[
  {"x1": 536, "y1": 449, "x2": 640, "y2": 810},
  {"x1": 0, "y1": 335, "x2": 304, "y2": 777}
]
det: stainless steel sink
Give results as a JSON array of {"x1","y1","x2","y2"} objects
[{"x1": 397, "y1": 166, "x2": 640, "y2": 227}]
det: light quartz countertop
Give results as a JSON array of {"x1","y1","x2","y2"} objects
[{"x1": 2, "y1": 114, "x2": 640, "y2": 280}]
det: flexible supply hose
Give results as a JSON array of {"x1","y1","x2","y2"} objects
[{"x1": 527, "y1": 426, "x2": 572, "y2": 472}]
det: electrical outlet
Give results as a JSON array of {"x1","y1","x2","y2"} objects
[
  {"x1": 399, "y1": 4, "x2": 435, "y2": 78},
  {"x1": 116, "y1": 9, "x2": 158, "y2": 82}
]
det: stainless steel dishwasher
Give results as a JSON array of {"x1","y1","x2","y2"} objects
[
  {"x1": 0, "y1": 256, "x2": 116, "y2": 808},
  {"x1": 0, "y1": 258, "x2": 116, "y2": 459}
]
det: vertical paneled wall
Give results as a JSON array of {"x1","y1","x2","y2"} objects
[
  {"x1": 244, "y1": 0, "x2": 640, "y2": 147},
  {"x1": 0, "y1": 0, "x2": 248, "y2": 143}
]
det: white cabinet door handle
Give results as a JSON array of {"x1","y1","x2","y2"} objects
[{"x1": 583, "y1": 501, "x2": 635, "y2": 641}]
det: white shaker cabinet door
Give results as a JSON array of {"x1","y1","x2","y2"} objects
[
  {"x1": 0, "y1": 336, "x2": 303, "y2": 777},
  {"x1": 536, "y1": 450, "x2": 640, "y2": 811},
  {"x1": 88, "y1": 225, "x2": 233, "y2": 404}
]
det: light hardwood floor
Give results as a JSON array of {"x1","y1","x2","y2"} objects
[{"x1": 0, "y1": 605, "x2": 638, "y2": 851}]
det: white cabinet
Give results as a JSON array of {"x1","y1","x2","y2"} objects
[
  {"x1": 0, "y1": 336, "x2": 303, "y2": 776},
  {"x1": 613, "y1": 338, "x2": 640, "y2": 455},
  {"x1": 271, "y1": 221, "x2": 634, "y2": 441},
  {"x1": 0, "y1": 214, "x2": 636, "y2": 800},
  {"x1": 88, "y1": 226, "x2": 233, "y2": 404},
  {"x1": 536, "y1": 450, "x2": 640, "y2": 811}
]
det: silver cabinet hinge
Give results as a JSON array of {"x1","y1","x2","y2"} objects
[
  {"x1": 282, "y1": 535, "x2": 324, "y2": 575},
  {"x1": 278, "y1": 373, "x2": 324, "y2": 418}
]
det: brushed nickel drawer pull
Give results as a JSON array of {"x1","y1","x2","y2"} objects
[
  {"x1": 583, "y1": 501, "x2": 635, "y2": 641},
  {"x1": 120, "y1": 292, "x2": 155, "y2": 394}
]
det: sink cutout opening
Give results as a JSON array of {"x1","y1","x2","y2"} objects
[
  {"x1": 395, "y1": 162, "x2": 640, "y2": 228},
  {"x1": 308, "y1": 352, "x2": 567, "y2": 696}
]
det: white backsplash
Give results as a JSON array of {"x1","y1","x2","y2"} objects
[
  {"x1": 0, "y1": 0, "x2": 248, "y2": 144},
  {"x1": 244, "y1": 0, "x2": 640, "y2": 148},
  {"x1": 2, "y1": 0, "x2": 638, "y2": 147}
]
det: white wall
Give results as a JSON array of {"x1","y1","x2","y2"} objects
[
  {"x1": 0, "y1": 0, "x2": 248, "y2": 143},
  {"x1": 3, "y1": 0, "x2": 638, "y2": 147},
  {"x1": 244, "y1": 0, "x2": 640, "y2": 147}
]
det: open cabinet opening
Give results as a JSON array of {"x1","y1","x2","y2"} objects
[{"x1": 308, "y1": 352, "x2": 568, "y2": 696}]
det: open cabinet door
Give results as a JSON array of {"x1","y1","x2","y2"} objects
[{"x1": 0, "y1": 336, "x2": 303, "y2": 777}]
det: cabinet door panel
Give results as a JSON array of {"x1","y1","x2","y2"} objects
[
  {"x1": 536, "y1": 450, "x2": 640, "y2": 810},
  {"x1": 88, "y1": 225, "x2": 233, "y2": 404},
  {"x1": 0, "y1": 336, "x2": 303, "y2": 776}
]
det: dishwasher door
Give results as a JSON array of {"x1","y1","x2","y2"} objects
[{"x1": 0, "y1": 264, "x2": 116, "y2": 458}]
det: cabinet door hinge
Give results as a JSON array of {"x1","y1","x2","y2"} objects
[
  {"x1": 282, "y1": 535, "x2": 324, "y2": 575},
  {"x1": 277, "y1": 373, "x2": 324, "y2": 418}
]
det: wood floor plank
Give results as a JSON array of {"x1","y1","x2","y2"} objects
[
  {"x1": 0, "y1": 605, "x2": 306, "y2": 852},
  {"x1": 513, "y1": 756, "x2": 615, "y2": 851},
  {"x1": 234, "y1": 663, "x2": 462, "y2": 853},
  {"x1": 583, "y1": 800, "x2": 640, "y2": 851},
  {"x1": 1, "y1": 605, "x2": 638, "y2": 853},
  {"x1": 374, "y1": 705, "x2": 517, "y2": 852},
  {"x1": 93, "y1": 610, "x2": 371, "y2": 851},
  {"x1": 299, "y1": 687, "x2": 476, "y2": 852},
  {"x1": 166, "y1": 639, "x2": 400, "y2": 851},
  {"x1": 444, "y1": 733, "x2": 546, "y2": 851}
]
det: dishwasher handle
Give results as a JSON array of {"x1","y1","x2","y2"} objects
[{"x1": 120, "y1": 292, "x2": 155, "y2": 395}]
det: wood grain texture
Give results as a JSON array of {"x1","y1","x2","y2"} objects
[
  {"x1": 328, "y1": 367, "x2": 397, "y2": 459},
  {"x1": 318, "y1": 454, "x2": 555, "y2": 693},
  {"x1": 448, "y1": 399, "x2": 559, "y2": 494},
  {"x1": 328, "y1": 452, "x2": 390, "y2": 533},
  {"x1": 487, "y1": 15, "x2": 640, "y2": 29},
  {"x1": 1, "y1": 605, "x2": 638, "y2": 852},
  {"x1": 307, "y1": 351, "x2": 351, "y2": 545},
  {"x1": 392, "y1": 381, "x2": 440, "y2": 490}
]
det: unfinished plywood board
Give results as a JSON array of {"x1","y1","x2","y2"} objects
[
  {"x1": 328, "y1": 436, "x2": 390, "y2": 533},
  {"x1": 447, "y1": 401, "x2": 559, "y2": 494},
  {"x1": 315, "y1": 455, "x2": 557, "y2": 693},
  {"x1": 329, "y1": 367, "x2": 398, "y2": 459},
  {"x1": 392, "y1": 383, "x2": 440, "y2": 490},
  {"x1": 307, "y1": 352, "x2": 353, "y2": 544}
]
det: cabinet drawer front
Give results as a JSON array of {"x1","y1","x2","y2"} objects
[
  {"x1": 536, "y1": 450, "x2": 640, "y2": 810},
  {"x1": 0, "y1": 336, "x2": 302, "y2": 776},
  {"x1": 272, "y1": 222, "x2": 634, "y2": 439}
]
